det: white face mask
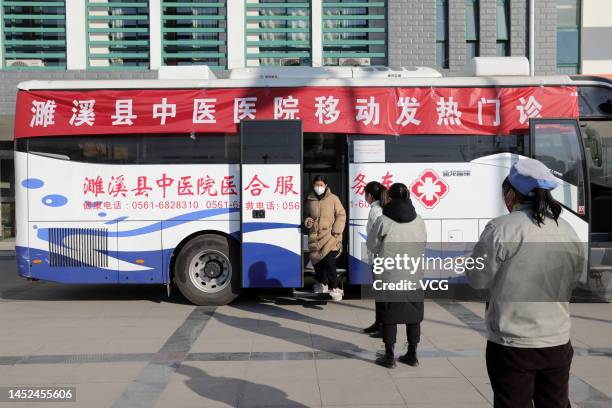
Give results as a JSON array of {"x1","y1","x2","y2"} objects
[{"x1": 314, "y1": 186, "x2": 326, "y2": 195}]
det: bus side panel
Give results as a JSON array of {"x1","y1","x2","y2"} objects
[
  {"x1": 117, "y1": 221, "x2": 163, "y2": 284},
  {"x1": 15, "y1": 151, "x2": 30, "y2": 278},
  {"x1": 22, "y1": 154, "x2": 240, "y2": 284},
  {"x1": 348, "y1": 154, "x2": 513, "y2": 284}
]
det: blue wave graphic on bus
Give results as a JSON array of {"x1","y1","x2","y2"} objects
[
  {"x1": 105, "y1": 216, "x2": 129, "y2": 224},
  {"x1": 41, "y1": 194, "x2": 68, "y2": 207},
  {"x1": 22, "y1": 178, "x2": 44, "y2": 189},
  {"x1": 36, "y1": 207, "x2": 239, "y2": 243},
  {"x1": 242, "y1": 222, "x2": 300, "y2": 233}
]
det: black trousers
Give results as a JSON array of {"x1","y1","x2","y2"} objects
[
  {"x1": 486, "y1": 341, "x2": 573, "y2": 408},
  {"x1": 375, "y1": 302, "x2": 382, "y2": 324},
  {"x1": 382, "y1": 323, "x2": 420, "y2": 346},
  {"x1": 314, "y1": 251, "x2": 338, "y2": 289}
]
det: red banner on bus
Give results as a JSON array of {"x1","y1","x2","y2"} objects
[{"x1": 14, "y1": 86, "x2": 579, "y2": 138}]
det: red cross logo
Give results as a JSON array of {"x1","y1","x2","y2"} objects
[{"x1": 409, "y1": 169, "x2": 449, "y2": 209}]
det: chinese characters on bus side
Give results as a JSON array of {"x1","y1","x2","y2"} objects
[
  {"x1": 83, "y1": 174, "x2": 238, "y2": 199},
  {"x1": 81, "y1": 173, "x2": 300, "y2": 212}
]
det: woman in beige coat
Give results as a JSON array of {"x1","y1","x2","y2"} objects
[{"x1": 304, "y1": 175, "x2": 346, "y2": 301}]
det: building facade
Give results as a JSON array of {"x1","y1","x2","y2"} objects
[{"x1": 0, "y1": 0, "x2": 609, "y2": 246}]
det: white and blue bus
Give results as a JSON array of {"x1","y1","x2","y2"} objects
[{"x1": 13, "y1": 61, "x2": 612, "y2": 305}]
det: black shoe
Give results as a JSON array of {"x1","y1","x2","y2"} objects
[
  {"x1": 369, "y1": 330, "x2": 382, "y2": 338},
  {"x1": 375, "y1": 345, "x2": 396, "y2": 368},
  {"x1": 398, "y1": 345, "x2": 419, "y2": 367},
  {"x1": 362, "y1": 322, "x2": 381, "y2": 334}
]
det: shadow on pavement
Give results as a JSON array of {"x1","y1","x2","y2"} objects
[
  {"x1": 177, "y1": 364, "x2": 309, "y2": 408},
  {"x1": 231, "y1": 300, "x2": 362, "y2": 333},
  {"x1": 212, "y1": 309, "x2": 375, "y2": 363}
]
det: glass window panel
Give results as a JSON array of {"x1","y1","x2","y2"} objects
[
  {"x1": 162, "y1": 1, "x2": 227, "y2": 69},
  {"x1": 436, "y1": 3, "x2": 447, "y2": 40},
  {"x1": 86, "y1": 1, "x2": 150, "y2": 68},
  {"x1": 322, "y1": 0, "x2": 387, "y2": 66},
  {"x1": 142, "y1": 135, "x2": 239, "y2": 164},
  {"x1": 557, "y1": 29, "x2": 579, "y2": 65},
  {"x1": 496, "y1": 2, "x2": 509, "y2": 40},
  {"x1": 349, "y1": 135, "x2": 525, "y2": 163},
  {"x1": 557, "y1": 0, "x2": 579, "y2": 28},
  {"x1": 2, "y1": 2, "x2": 67, "y2": 69},
  {"x1": 247, "y1": 0, "x2": 312, "y2": 66},
  {"x1": 466, "y1": 41, "x2": 478, "y2": 60},
  {"x1": 436, "y1": 41, "x2": 448, "y2": 68},
  {"x1": 557, "y1": 65, "x2": 579, "y2": 74},
  {"x1": 465, "y1": 1, "x2": 478, "y2": 41},
  {"x1": 496, "y1": 41, "x2": 509, "y2": 56}
]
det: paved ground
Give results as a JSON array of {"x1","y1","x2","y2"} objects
[{"x1": 1, "y1": 256, "x2": 611, "y2": 408}]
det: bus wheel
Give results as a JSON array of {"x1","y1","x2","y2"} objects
[{"x1": 174, "y1": 234, "x2": 241, "y2": 306}]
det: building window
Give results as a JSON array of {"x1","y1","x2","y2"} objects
[
  {"x1": 436, "y1": 0, "x2": 448, "y2": 69},
  {"x1": 1, "y1": 0, "x2": 66, "y2": 69},
  {"x1": 496, "y1": 0, "x2": 509, "y2": 56},
  {"x1": 162, "y1": 1, "x2": 227, "y2": 69},
  {"x1": 465, "y1": 0, "x2": 479, "y2": 61},
  {"x1": 86, "y1": 0, "x2": 150, "y2": 69},
  {"x1": 322, "y1": 0, "x2": 387, "y2": 67},
  {"x1": 556, "y1": 0, "x2": 580, "y2": 74},
  {"x1": 245, "y1": 0, "x2": 311, "y2": 67}
]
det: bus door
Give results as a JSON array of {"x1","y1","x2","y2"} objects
[
  {"x1": 529, "y1": 118, "x2": 590, "y2": 283},
  {"x1": 240, "y1": 120, "x2": 303, "y2": 288}
]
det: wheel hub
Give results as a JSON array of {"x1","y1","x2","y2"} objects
[
  {"x1": 203, "y1": 260, "x2": 223, "y2": 278},
  {"x1": 188, "y1": 250, "x2": 232, "y2": 294}
]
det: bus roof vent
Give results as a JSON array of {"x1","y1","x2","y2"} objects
[
  {"x1": 352, "y1": 66, "x2": 442, "y2": 78},
  {"x1": 157, "y1": 65, "x2": 217, "y2": 80},
  {"x1": 464, "y1": 56, "x2": 530, "y2": 76},
  {"x1": 228, "y1": 66, "x2": 353, "y2": 80}
]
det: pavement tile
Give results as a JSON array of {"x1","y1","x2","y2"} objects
[
  {"x1": 571, "y1": 356, "x2": 612, "y2": 378},
  {"x1": 71, "y1": 362, "x2": 147, "y2": 383},
  {"x1": 318, "y1": 375, "x2": 405, "y2": 406},
  {"x1": 251, "y1": 336, "x2": 314, "y2": 352},
  {"x1": 239, "y1": 377, "x2": 320, "y2": 408},
  {"x1": 190, "y1": 338, "x2": 254, "y2": 353},
  {"x1": 580, "y1": 376, "x2": 612, "y2": 400},
  {"x1": 389, "y1": 357, "x2": 463, "y2": 378},
  {"x1": 245, "y1": 360, "x2": 317, "y2": 380},
  {"x1": 315, "y1": 358, "x2": 391, "y2": 380},
  {"x1": 446, "y1": 356, "x2": 489, "y2": 377},
  {"x1": 392, "y1": 377, "x2": 490, "y2": 405}
]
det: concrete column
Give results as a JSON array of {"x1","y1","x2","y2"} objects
[
  {"x1": 65, "y1": 0, "x2": 87, "y2": 70},
  {"x1": 149, "y1": 0, "x2": 162, "y2": 70},
  {"x1": 311, "y1": 0, "x2": 322, "y2": 67},
  {"x1": 228, "y1": 0, "x2": 246, "y2": 68}
]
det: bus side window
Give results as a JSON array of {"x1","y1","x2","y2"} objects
[
  {"x1": 139, "y1": 134, "x2": 239, "y2": 164},
  {"x1": 27, "y1": 136, "x2": 139, "y2": 164}
]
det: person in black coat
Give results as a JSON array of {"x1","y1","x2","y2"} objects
[{"x1": 366, "y1": 183, "x2": 427, "y2": 368}]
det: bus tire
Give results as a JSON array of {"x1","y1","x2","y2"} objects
[{"x1": 174, "y1": 234, "x2": 241, "y2": 306}]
